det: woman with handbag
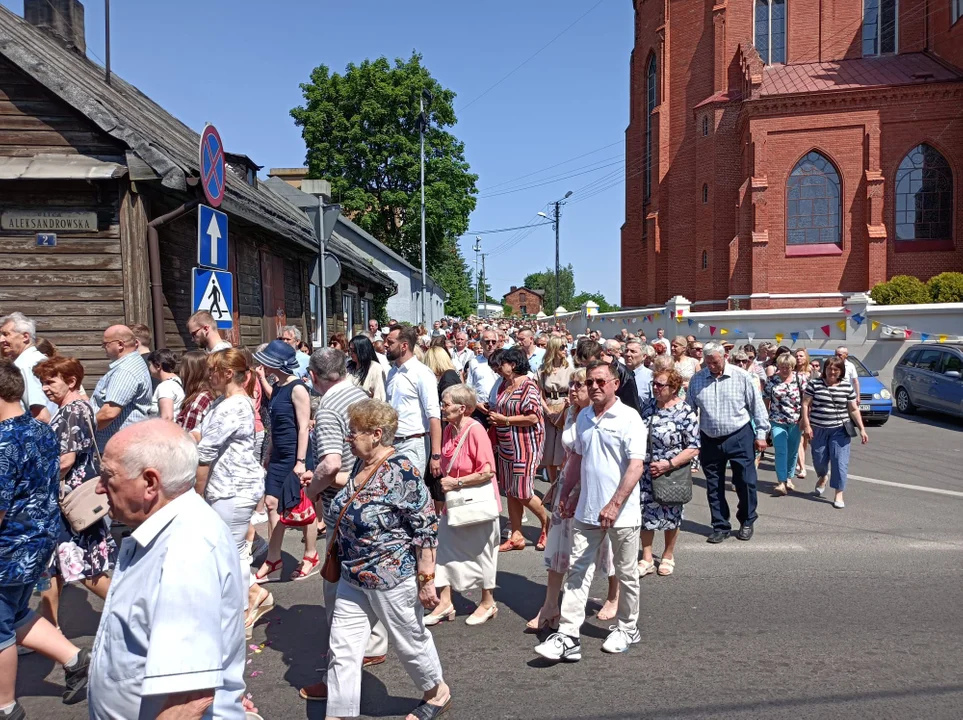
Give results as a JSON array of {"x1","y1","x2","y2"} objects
[
  {"x1": 319, "y1": 399, "x2": 452, "y2": 720},
  {"x1": 424, "y1": 385, "x2": 499, "y2": 627},
  {"x1": 800, "y1": 355, "x2": 868, "y2": 509},
  {"x1": 33, "y1": 357, "x2": 115, "y2": 627},
  {"x1": 764, "y1": 353, "x2": 807, "y2": 497},
  {"x1": 195, "y1": 349, "x2": 272, "y2": 638},
  {"x1": 538, "y1": 337, "x2": 573, "y2": 498},
  {"x1": 252, "y1": 340, "x2": 318, "y2": 582},
  {"x1": 638, "y1": 368, "x2": 700, "y2": 577}
]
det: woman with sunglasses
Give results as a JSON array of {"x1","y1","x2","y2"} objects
[
  {"x1": 687, "y1": 341, "x2": 704, "y2": 364},
  {"x1": 638, "y1": 368, "x2": 700, "y2": 577},
  {"x1": 347, "y1": 335, "x2": 386, "y2": 401},
  {"x1": 328, "y1": 332, "x2": 348, "y2": 353},
  {"x1": 528, "y1": 369, "x2": 620, "y2": 631},
  {"x1": 670, "y1": 336, "x2": 700, "y2": 387}
]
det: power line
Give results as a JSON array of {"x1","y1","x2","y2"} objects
[
  {"x1": 41, "y1": 0, "x2": 108, "y2": 68},
  {"x1": 465, "y1": 221, "x2": 553, "y2": 235},
  {"x1": 477, "y1": 157, "x2": 624, "y2": 198},
  {"x1": 479, "y1": 139, "x2": 623, "y2": 192}
]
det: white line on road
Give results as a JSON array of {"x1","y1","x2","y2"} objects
[{"x1": 806, "y1": 465, "x2": 963, "y2": 498}]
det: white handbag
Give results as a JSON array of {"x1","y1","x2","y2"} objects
[{"x1": 443, "y1": 423, "x2": 500, "y2": 528}]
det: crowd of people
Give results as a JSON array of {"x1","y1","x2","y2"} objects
[{"x1": 0, "y1": 308, "x2": 871, "y2": 719}]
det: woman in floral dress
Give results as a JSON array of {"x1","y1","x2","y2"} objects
[
  {"x1": 33, "y1": 357, "x2": 116, "y2": 627},
  {"x1": 638, "y1": 367, "x2": 701, "y2": 578}
]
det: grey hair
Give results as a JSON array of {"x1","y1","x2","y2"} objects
[
  {"x1": 309, "y1": 347, "x2": 347, "y2": 382},
  {"x1": 121, "y1": 423, "x2": 198, "y2": 497},
  {"x1": 643, "y1": 344, "x2": 657, "y2": 358},
  {"x1": 0, "y1": 312, "x2": 36, "y2": 342},
  {"x1": 441, "y1": 383, "x2": 478, "y2": 412},
  {"x1": 281, "y1": 325, "x2": 302, "y2": 342},
  {"x1": 603, "y1": 339, "x2": 622, "y2": 352},
  {"x1": 625, "y1": 340, "x2": 644, "y2": 351},
  {"x1": 730, "y1": 350, "x2": 749, "y2": 363},
  {"x1": 703, "y1": 341, "x2": 726, "y2": 358}
]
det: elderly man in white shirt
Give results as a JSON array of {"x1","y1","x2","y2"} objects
[
  {"x1": 384, "y1": 326, "x2": 442, "y2": 481},
  {"x1": 835, "y1": 346, "x2": 861, "y2": 398},
  {"x1": 0, "y1": 312, "x2": 54, "y2": 421},
  {"x1": 466, "y1": 330, "x2": 499, "y2": 408},
  {"x1": 451, "y1": 331, "x2": 474, "y2": 378},
  {"x1": 535, "y1": 360, "x2": 647, "y2": 663},
  {"x1": 89, "y1": 419, "x2": 251, "y2": 720}
]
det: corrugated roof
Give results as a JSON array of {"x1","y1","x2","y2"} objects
[
  {"x1": 0, "y1": 5, "x2": 316, "y2": 249},
  {"x1": 757, "y1": 53, "x2": 962, "y2": 97}
]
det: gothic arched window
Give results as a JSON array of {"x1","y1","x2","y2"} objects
[
  {"x1": 787, "y1": 151, "x2": 841, "y2": 246},
  {"x1": 895, "y1": 144, "x2": 953, "y2": 242}
]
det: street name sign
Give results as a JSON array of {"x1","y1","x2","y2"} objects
[
  {"x1": 197, "y1": 205, "x2": 228, "y2": 270},
  {"x1": 199, "y1": 124, "x2": 226, "y2": 208},
  {"x1": 191, "y1": 267, "x2": 233, "y2": 329}
]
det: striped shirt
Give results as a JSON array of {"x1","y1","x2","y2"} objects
[
  {"x1": 90, "y1": 352, "x2": 152, "y2": 449},
  {"x1": 688, "y1": 362, "x2": 770, "y2": 440},
  {"x1": 804, "y1": 378, "x2": 856, "y2": 428},
  {"x1": 314, "y1": 380, "x2": 370, "y2": 525}
]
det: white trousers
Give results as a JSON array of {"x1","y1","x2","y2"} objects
[
  {"x1": 326, "y1": 577, "x2": 444, "y2": 718},
  {"x1": 394, "y1": 435, "x2": 428, "y2": 475},
  {"x1": 322, "y1": 535, "x2": 387, "y2": 657},
  {"x1": 559, "y1": 520, "x2": 641, "y2": 638},
  {"x1": 210, "y1": 495, "x2": 259, "y2": 610}
]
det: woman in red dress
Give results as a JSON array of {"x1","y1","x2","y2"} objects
[{"x1": 488, "y1": 347, "x2": 548, "y2": 552}]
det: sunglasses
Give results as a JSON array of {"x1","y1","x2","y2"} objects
[
  {"x1": 652, "y1": 380, "x2": 669, "y2": 390},
  {"x1": 483, "y1": 339, "x2": 498, "y2": 344},
  {"x1": 691, "y1": 347, "x2": 704, "y2": 352},
  {"x1": 568, "y1": 381, "x2": 584, "y2": 389},
  {"x1": 584, "y1": 378, "x2": 614, "y2": 388}
]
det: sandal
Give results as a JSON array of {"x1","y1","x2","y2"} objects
[
  {"x1": 658, "y1": 558, "x2": 676, "y2": 576},
  {"x1": 498, "y1": 538, "x2": 525, "y2": 553},
  {"x1": 245, "y1": 589, "x2": 275, "y2": 639},
  {"x1": 255, "y1": 558, "x2": 282, "y2": 584},
  {"x1": 291, "y1": 552, "x2": 320, "y2": 581},
  {"x1": 299, "y1": 680, "x2": 327, "y2": 701},
  {"x1": 408, "y1": 695, "x2": 452, "y2": 720},
  {"x1": 535, "y1": 530, "x2": 547, "y2": 551},
  {"x1": 638, "y1": 559, "x2": 656, "y2": 578}
]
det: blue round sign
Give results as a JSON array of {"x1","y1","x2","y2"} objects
[{"x1": 199, "y1": 124, "x2": 226, "y2": 208}]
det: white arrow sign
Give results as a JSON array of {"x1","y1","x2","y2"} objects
[{"x1": 206, "y1": 214, "x2": 221, "y2": 266}]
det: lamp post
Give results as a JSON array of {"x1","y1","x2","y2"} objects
[
  {"x1": 415, "y1": 89, "x2": 434, "y2": 327},
  {"x1": 538, "y1": 189, "x2": 573, "y2": 321},
  {"x1": 473, "y1": 236, "x2": 482, "y2": 313}
]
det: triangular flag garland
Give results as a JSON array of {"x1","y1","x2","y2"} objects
[
  {"x1": 851, "y1": 313, "x2": 864, "y2": 325},
  {"x1": 871, "y1": 320, "x2": 880, "y2": 331},
  {"x1": 698, "y1": 323, "x2": 705, "y2": 330},
  {"x1": 719, "y1": 328, "x2": 729, "y2": 336},
  {"x1": 921, "y1": 333, "x2": 930, "y2": 341},
  {"x1": 709, "y1": 326, "x2": 717, "y2": 336},
  {"x1": 805, "y1": 329, "x2": 814, "y2": 341},
  {"x1": 940, "y1": 335, "x2": 948, "y2": 343},
  {"x1": 677, "y1": 310, "x2": 684, "y2": 317},
  {"x1": 774, "y1": 333, "x2": 784, "y2": 344},
  {"x1": 747, "y1": 332, "x2": 755, "y2": 343},
  {"x1": 821, "y1": 325, "x2": 831, "y2": 337},
  {"x1": 904, "y1": 329, "x2": 913, "y2": 339},
  {"x1": 836, "y1": 320, "x2": 847, "y2": 333},
  {"x1": 687, "y1": 318, "x2": 694, "y2": 327},
  {"x1": 790, "y1": 332, "x2": 799, "y2": 343}
]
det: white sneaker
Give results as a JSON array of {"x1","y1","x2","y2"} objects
[
  {"x1": 534, "y1": 632, "x2": 581, "y2": 662},
  {"x1": 833, "y1": 499, "x2": 845, "y2": 509},
  {"x1": 250, "y1": 511, "x2": 269, "y2": 525},
  {"x1": 601, "y1": 625, "x2": 641, "y2": 654}
]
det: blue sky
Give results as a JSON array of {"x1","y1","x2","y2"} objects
[{"x1": 3, "y1": 0, "x2": 633, "y2": 303}]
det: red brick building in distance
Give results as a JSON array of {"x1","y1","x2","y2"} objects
[
  {"x1": 502, "y1": 286, "x2": 545, "y2": 316},
  {"x1": 621, "y1": 0, "x2": 963, "y2": 309}
]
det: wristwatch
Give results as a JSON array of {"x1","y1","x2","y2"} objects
[
  {"x1": 457, "y1": 479, "x2": 464, "y2": 489},
  {"x1": 430, "y1": 453, "x2": 441, "y2": 460},
  {"x1": 296, "y1": 457, "x2": 306, "y2": 463},
  {"x1": 417, "y1": 572, "x2": 435, "y2": 585}
]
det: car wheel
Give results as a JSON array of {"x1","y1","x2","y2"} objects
[{"x1": 895, "y1": 387, "x2": 916, "y2": 414}]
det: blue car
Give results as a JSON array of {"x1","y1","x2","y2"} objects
[{"x1": 806, "y1": 349, "x2": 893, "y2": 425}]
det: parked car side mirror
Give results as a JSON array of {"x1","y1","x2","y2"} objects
[
  {"x1": 871, "y1": 370, "x2": 879, "y2": 376},
  {"x1": 946, "y1": 370, "x2": 962, "y2": 380}
]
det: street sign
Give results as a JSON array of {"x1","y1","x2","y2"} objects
[
  {"x1": 309, "y1": 252, "x2": 342, "y2": 288},
  {"x1": 191, "y1": 267, "x2": 234, "y2": 329},
  {"x1": 197, "y1": 205, "x2": 228, "y2": 270},
  {"x1": 36, "y1": 233, "x2": 56, "y2": 247},
  {"x1": 199, "y1": 124, "x2": 226, "y2": 208}
]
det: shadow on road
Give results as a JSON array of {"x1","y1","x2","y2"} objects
[{"x1": 890, "y1": 410, "x2": 963, "y2": 431}]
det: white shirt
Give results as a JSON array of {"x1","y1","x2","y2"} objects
[
  {"x1": 89, "y1": 491, "x2": 246, "y2": 720},
  {"x1": 208, "y1": 340, "x2": 232, "y2": 354},
  {"x1": 526, "y1": 347, "x2": 546, "y2": 373},
  {"x1": 466, "y1": 355, "x2": 497, "y2": 402},
  {"x1": 572, "y1": 399, "x2": 647, "y2": 528},
  {"x1": 149, "y1": 376, "x2": 184, "y2": 418},
  {"x1": 452, "y1": 347, "x2": 474, "y2": 375},
  {"x1": 13, "y1": 345, "x2": 55, "y2": 415},
  {"x1": 376, "y1": 352, "x2": 392, "y2": 374},
  {"x1": 386, "y1": 356, "x2": 440, "y2": 437},
  {"x1": 843, "y1": 359, "x2": 859, "y2": 386}
]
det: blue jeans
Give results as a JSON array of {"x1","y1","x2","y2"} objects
[
  {"x1": 811, "y1": 426, "x2": 851, "y2": 491},
  {"x1": 0, "y1": 583, "x2": 37, "y2": 650},
  {"x1": 771, "y1": 422, "x2": 802, "y2": 484}
]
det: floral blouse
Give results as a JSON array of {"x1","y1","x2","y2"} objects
[
  {"x1": 51, "y1": 400, "x2": 100, "y2": 492},
  {"x1": 764, "y1": 372, "x2": 807, "y2": 425},
  {"x1": 640, "y1": 399, "x2": 701, "y2": 472},
  {"x1": 196, "y1": 395, "x2": 265, "y2": 503},
  {"x1": 330, "y1": 454, "x2": 438, "y2": 590}
]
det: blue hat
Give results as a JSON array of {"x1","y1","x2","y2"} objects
[{"x1": 254, "y1": 339, "x2": 300, "y2": 374}]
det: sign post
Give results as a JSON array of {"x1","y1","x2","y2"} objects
[
  {"x1": 197, "y1": 205, "x2": 228, "y2": 271},
  {"x1": 192, "y1": 268, "x2": 234, "y2": 329}
]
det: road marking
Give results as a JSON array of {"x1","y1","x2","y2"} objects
[
  {"x1": 806, "y1": 466, "x2": 963, "y2": 498},
  {"x1": 684, "y1": 543, "x2": 809, "y2": 552}
]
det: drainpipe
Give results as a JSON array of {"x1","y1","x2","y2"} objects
[{"x1": 147, "y1": 200, "x2": 200, "y2": 349}]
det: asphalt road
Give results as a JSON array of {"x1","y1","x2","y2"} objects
[{"x1": 18, "y1": 410, "x2": 963, "y2": 720}]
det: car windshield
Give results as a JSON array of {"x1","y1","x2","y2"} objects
[{"x1": 811, "y1": 355, "x2": 872, "y2": 377}]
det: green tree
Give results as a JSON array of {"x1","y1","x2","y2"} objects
[
  {"x1": 571, "y1": 291, "x2": 621, "y2": 313},
  {"x1": 926, "y1": 272, "x2": 963, "y2": 303},
  {"x1": 523, "y1": 264, "x2": 576, "y2": 313},
  {"x1": 870, "y1": 275, "x2": 931, "y2": 305},
  {"x1": 502, "y1": 302, "x2": 516, "y2": 317},
  {"x1": 292, "y1": 53, "x2": 478, "y2": 315}
]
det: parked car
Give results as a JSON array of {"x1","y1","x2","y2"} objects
[
  {"x1": 891, "y1": 343, "x2": 963, "y2": 420},
  {"x1": 807, "y1": 349, "x2": 892, "y2": 425}
]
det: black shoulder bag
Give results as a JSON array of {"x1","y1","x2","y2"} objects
[{"x1": 647, "y1": 407, "x2": 693, "y2": 506}]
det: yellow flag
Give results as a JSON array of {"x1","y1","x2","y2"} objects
[
  {"x1": 939, "y1": 334, "x2": 948, "y2": 343},
  {"x1": 775, "y1": 333, "x2": 784, "y2": 344},
  {"x1": 675, "y1": 316, "x2": 683, "y2": 323},
  {"x1": 836, "y1": 320, "x2": 846, "y2": 332},
  {"x1": 871, "y1": 320, "x2": 879, "y2": 331},
  {"x1": 720, "y1": 328, "x2": 729, "y2": 335}
]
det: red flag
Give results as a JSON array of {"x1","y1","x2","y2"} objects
[
  {"x1": 844, "y1": 308, "x2": 852, "y2": 314},
  {"x1": 904, "y1": 329, "x2": 913, "y2": 339},
  {"x1": 710, "y1": 326, "x2": 717, "y2": 336},
  {"x1": 821, "y1": 325, "x2": 831, "y2": 337}
]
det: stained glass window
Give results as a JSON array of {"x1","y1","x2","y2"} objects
[{"x1": 787, "y1": 152, "x2": 841, "y2": 246}]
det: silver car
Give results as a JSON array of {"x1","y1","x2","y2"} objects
[{"x1": 891, "y1": 343, "x2": 963, "y2": 419}]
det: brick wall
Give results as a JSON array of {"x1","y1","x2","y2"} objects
[{"x1": 502, "y1": 287, "x2": 544, "y2": 317}]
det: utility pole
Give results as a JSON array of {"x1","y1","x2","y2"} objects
[
  {"x1": 473, "y1": 236, "x2": 482, "y2": 313},
  {"x1": 416, "y1": 89, "x2": 433, "y2": 327},
  {"x1": 553, "y1": 200, "x2": 561, "y2": 320},
  {"x1": 480, "y1": 253, "x2": 488, "y2": 316}
]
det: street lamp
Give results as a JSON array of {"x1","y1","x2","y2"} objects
[{"x1": 540, "y1": 191, "x2": 573, "y2": 319}]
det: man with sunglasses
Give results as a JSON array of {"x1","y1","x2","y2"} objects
[
  {"x1": 465, "y1": 330, "x2": 500, "y2": 424},
  {"x1": 90, "y1": 325, "x2": 152, "y2": 450},
  {"x1": 623, "y1": 341, "x2": 653, "y2": 407},
  {"x1": 535, "y1": 360, "x2": 646, "y2": 661},
  {"x1": 186, "y1": 311, "x2": 231, "y2": 354}
]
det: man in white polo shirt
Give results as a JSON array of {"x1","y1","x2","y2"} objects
[{"x1": 535, "y1": 360, "x2": 646, "y2": 662}]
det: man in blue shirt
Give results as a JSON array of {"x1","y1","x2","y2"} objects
[{"x1": 0, "y1": 359, "x2": 91, "y2": 716}]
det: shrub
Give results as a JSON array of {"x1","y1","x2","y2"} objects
[
  {"x1": 869, "y1": 275, "x2": 931, "y2": 305},
  {"x1": 926, "y1": 272, "x2": 963, "y2": 303}
]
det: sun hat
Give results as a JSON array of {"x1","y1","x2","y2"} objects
[{"x1": 254, "y1": 339, "x2": 300, "y2": 374}]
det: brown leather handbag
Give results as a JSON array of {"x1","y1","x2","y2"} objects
[{"x1": 320, "y1": 450, "x2": 393, "y2": 583}]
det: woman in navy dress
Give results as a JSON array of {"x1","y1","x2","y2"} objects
[{"x1": 253, "y1": 340, "x2": 318, "y2": 582}]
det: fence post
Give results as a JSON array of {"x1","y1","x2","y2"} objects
[{"x1": 665, "y1": 295, "x2": 692, "y2": 329}]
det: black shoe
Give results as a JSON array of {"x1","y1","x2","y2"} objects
[
  {"x1": 0, "y1": 701, "x2": 26, "y2": 720},
  {"x1": 735, "y1": 524, "x2": 754, "y2": 541},
  {"x1": 706, "y1": 530, "x2": 729, "y2": 544},
  {"x1": 62, "y1": 647, "x2": 90, "y2": 705}
]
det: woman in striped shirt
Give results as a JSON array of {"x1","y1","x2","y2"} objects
[{"x1": 800, "y1": 356, "x2": 869, "y2": 509}]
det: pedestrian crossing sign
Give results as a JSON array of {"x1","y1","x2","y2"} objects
[{"x1": 191, "y1": 267, "x2": 234, "y2": 329}]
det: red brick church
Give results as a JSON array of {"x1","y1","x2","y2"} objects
[{"x1": 621, "y1": 0, "x2": 963, "y2": 309}]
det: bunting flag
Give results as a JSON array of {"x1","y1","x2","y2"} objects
[
  {"x1": 720, "y1": 328, "x2": 729, "y2": 336},
  {"x1": 709, "y1": 326, "x2": 717, "y2": 336},
  {"x1": 790, "y1": 332, "x2": 799, "y2": 344},
  {"x1": 821, "y1": 325, "x2": 831, "y2": 337},
  {"x1": 851, "y1": 313, "x2": 865, "y2": 325},
  {"x1": 805, "y1": 329, "x2": 815, "y2": 341},
  {"x1": 836, "y1": 320, "x2": 847, "y2": 333},
  {"x1": 677, "y1": 310, "x2": 684, "y2": 317},
  {"x1": 647, "y1": 314, "x2": 654, "y2": 323},
  {"x1": 844, "y1": 308, "x2": 852, "y2": 315},
  {"x1": 687, "y1": 318, "x2": 694, "y2": 327},
  {"x1": 697, "y1": 323, "x2": 706, "y2": 330},
  {"x1": 747, "y1": 332, "x2": 755, "y2": 343},
  {"x1": 871, "y1": 320, "x2": 880, "y2": 331},
  {"x1": 675, "y1": 316, "x2": 684, "y2": 323},
  {"x1": 921, "y1": 333, "x2": 930, "y2": 341},
  {"x1": 775, "y1": 333, "x2": 784, "y2": 344},
  {"x1": 904, "y1": 329, "x2": 913, "y2": 339},
  {"x1": 940, "y1": 334, "x2": 948, "y2": 343}
]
